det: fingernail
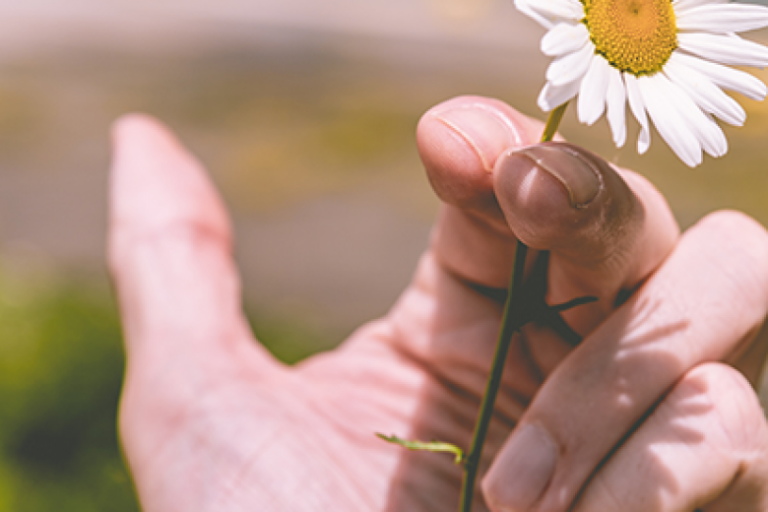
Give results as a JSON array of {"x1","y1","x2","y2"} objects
[
  {"x1": 507, "y1": 143, "x2": 602, "y2": 209},
  {"x1": 431, "y1": 103, "x2": 521, "y2": 173},
  {"x1": 483, "y1": 424, "x2": 558, "y2": 512}
]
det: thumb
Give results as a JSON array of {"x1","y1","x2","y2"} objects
[{"x1": 493, "y1": 142, "x2": 679, "y2": 335}]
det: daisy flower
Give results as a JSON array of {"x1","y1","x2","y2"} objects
[{"x1": 517, "y1": 0, "x2": 768, "y2": 167}]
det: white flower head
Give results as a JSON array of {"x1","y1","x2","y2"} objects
[{"x1": 517, "y1": 0, "x2": 768, "y2": 167}]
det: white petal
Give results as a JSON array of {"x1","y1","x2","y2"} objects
[
  {"x1": 676, "y1": 4, "x2": 768, "y2": 33},
  {"x1": 637, "y1": 75, "x2": 703, "y2": 167},
  {"x1": 624, "y1": 74, "x2": 651, "y2": 155},
  {"x1": 663, "y1": 58, "x2": 746, "y2": 126},
  {"x1": 515, "y1": 0, "x2": 555, "y2": 29},
  {"x1": 526, "y1": 0, "x2": 584, "y2": 23},
  {"x1": 673, "y1": 0, "x2": 726, "y2": 15},
  {"x1": 606, "y1": 68, "x2": 627, "y2": 148},
  {"x1": 661, "y1": 74, "x2": 727, "y2": 160},
  {"x1": 578, "y1": 55, "x2": 610, "y2": 125},
  {"x1": 546, "y1": 41, "x2": 595, "y2": 86},
  {"x1": 678, "y1": 32, "x2": 768, "y2": 68},
  {"x1": 538, "y1": 79, "x2": 581, "y2": 111},
  {"x1": 648, "y1": 73, "x2": 728, "y2": 162},
  {"x1": 541, "y1": 22, "x2": 589, "y2": 57},
  {"x1": 697, "y1": 115, "x2": 728, "y2": 158},
  {"x1": 668, "y1": 52, "x2": 767, "y2": 101}
]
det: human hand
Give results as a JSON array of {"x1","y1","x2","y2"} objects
[{"x1": 109, "y1": 96, "x2": 768, "y2": 512}]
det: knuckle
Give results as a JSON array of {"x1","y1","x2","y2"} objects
[{"x1": 678, "y1": 363, "x2": 766, "y2": 456}]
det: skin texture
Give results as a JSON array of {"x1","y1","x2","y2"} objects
[{"x1": 109, "y1": 95, "x2": 768, "y2": 512}]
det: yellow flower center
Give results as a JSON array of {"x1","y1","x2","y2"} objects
[{"x1": 584, "y1": 0, "x2": 677, "y2": 76}]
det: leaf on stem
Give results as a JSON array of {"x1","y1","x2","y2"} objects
[{"x1": 376, "y1": 433, "x2": 465, "y2": 465}]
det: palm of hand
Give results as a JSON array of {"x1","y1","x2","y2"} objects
[{"x1": 119, "y1": 247, "x2": 537, "y2": 511}]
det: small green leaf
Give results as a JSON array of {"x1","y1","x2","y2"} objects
[{"x1": 376, "y1": 433, "x2": 464, "y2": 465}]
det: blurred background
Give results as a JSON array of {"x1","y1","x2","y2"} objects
[{"x1": 0, "y1": 1, "x2": 766, "y2": 509}]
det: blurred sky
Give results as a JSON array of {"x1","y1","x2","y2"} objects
[{"x1": 0, "y1": 0, "x2": 542, "y2": 54}]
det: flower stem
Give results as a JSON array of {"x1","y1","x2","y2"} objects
[
  {"x1": 457, "y1": 101, "x2": 569, "y2": 512},
  {"x1": 458, "y1": 241, "x2": 528, "y2": 512},
  {"x1": 541, "y1": 102, "x2": 569, "y2": 143}
]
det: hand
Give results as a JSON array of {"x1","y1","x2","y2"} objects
[{"x1": 109, "y1": 96, "x2": 768, "y2": 512}]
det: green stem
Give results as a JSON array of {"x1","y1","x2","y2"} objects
[
  {"x1": 458, "y1": 241, "x2": 528, "y2": 511},
  {"x1": 457, "y1": 101, "x2": 569, "y2": 512},
  {"x1": 540, "y1": 102, "x2": 569, "y2": 143}
]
